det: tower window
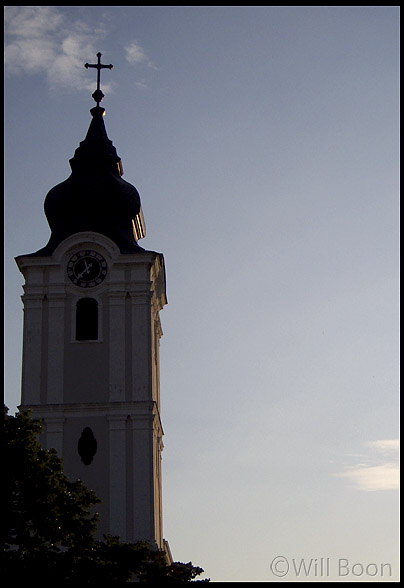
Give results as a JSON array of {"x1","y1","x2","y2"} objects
[
  {"x1": 76, "y1": 298, "x2": 98, "y2": 341},
  {"x1": 77, "y1": 427, "x2": 97, "y2": 465}
]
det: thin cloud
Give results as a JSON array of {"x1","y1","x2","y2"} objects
[
  {"x1": 5, "y1": 36, "x2": 56, "y2": 74},
  {"x1": 125, "y1": 40, "x2": 154, "y2": 67},
  {"x1": 4, "y1": 5, "x2": 63, "y2": 38},
  {"x1": 364, "y1": 439, "x2": 399, "y2": 452},
  {"x1": 333, "y1": 440, "x2": 399, "y2": 491},
  {"x1": 4, "y1": 6, "x2": 108, "y2": 93},
  {"x1": 5, "y1": 8, "x2": 155, "y2": 95},
  {"x1": 125, "y1": 41, "x2": 147, "y2": 65},
  {"x1": 125, "y1": 40, "x2": 157, "y2": 76},
  {"x1": 336, "y1": 463, "x2": 399, "y2": 492}
]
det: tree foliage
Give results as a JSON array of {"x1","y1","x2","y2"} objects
[{"x1": 3, "y1": 407, "x2": 209, "y2": 582}]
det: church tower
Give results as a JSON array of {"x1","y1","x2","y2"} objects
[{"x1": 15, "y1": 54, "x2": 170, "y2": 558}]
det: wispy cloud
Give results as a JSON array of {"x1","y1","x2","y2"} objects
[
  {"x1": 125, "y1": 40, "x2": 157, "y2": 90},
  {"x1": 333, "y1": 440, "x2": 399, "y2": 491},
  {"x1": 364, "y1": 439, "x2": 399, "y2": 452},
  {"x1": 4, "y1": 5, "x2": 63, "y2": 38},
  {"x1": 5, "y1": 8, "x2": 154, "y2": 95},
  {"x1": 125, "y1": 40, "x2": 149, "y2": 65},
  {"x1": 4, "y1": 6, "x2": 109, "y2": 93}
]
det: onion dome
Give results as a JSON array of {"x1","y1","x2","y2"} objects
[{"x1": 32, "y1": 54, "x2": 145, "y2": 256}]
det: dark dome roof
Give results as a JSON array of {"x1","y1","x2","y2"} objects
[{"x1": 33, "y1": 106, "x2": 145, "y2": 256}]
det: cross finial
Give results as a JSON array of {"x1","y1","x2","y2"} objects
[{"x1": 84, "y1": 52, "x2": 113, "y2": 106}]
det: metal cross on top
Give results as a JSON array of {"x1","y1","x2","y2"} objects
[{"x1": 85, "y1": 52, "x2": 113, "y2": 106}]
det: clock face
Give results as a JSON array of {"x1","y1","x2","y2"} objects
[{"x1": 67, "y1": 250, "x2": 107, "y2": 288}]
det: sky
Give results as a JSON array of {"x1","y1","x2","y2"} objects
[{"x1": 4, "y1": 6, "x2": 400, "y2": 582}]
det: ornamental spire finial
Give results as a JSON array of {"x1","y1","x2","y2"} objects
[{"x1": 84, "y1": 52, "x2": 113, "y2": 106}]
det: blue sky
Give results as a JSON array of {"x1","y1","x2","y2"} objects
[{"x1": 4, "y1": 6, "x2": 399, "y2": 582}]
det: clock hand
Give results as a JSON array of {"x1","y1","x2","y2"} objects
[{"x1": 77, "y1": 262, "x2": 93, "y2": 279}]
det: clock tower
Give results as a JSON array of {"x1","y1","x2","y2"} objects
[{"x1": 15, "y1": 55, "x2": 171, "y2": 559}]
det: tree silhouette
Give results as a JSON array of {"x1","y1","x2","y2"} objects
[{"x1": 3, "y1": 407, "x2": 208, "y2": 582}]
